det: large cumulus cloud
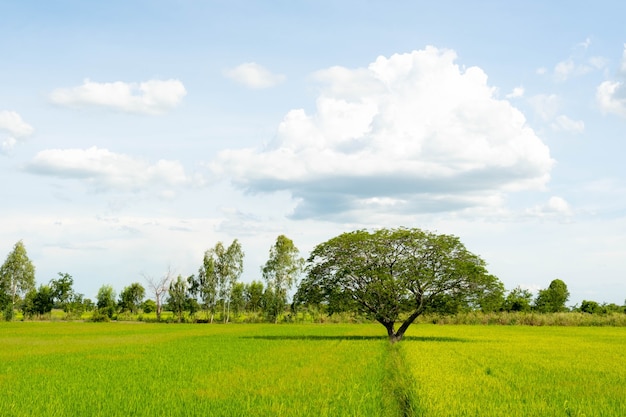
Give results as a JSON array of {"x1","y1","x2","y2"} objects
[{"x1": 211, "y1": 47, "x2": 554, "y2": 219}]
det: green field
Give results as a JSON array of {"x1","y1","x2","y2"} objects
[{"x1": 0, "y1": 322, "x2": 624, "y2": 416}]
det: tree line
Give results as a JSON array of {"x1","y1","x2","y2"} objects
[{"x1": 1, "y1": 229, "x2": 625, "y2": 340}]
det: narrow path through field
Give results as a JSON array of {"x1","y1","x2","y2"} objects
[{"x1": 382, "y1": 343, "x2": 420, "y2": 417}]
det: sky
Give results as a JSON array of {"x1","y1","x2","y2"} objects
[{"x1": 1, "y1": 1, "x2": 625, "y2": 306}]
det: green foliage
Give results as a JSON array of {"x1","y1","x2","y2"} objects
[
  {"x1": 118, "y1": 282, "x2": 145, "y2": 313},
  {"x1": 96, "y1": 284, "x2": 117, "y2": 318},
  {"x1": 191, "y1": 240, "x2": 244, "y2": 323},
  {"x1": 503, "y1": 286, "x2": 533, "y2": 312},
  {"x1": 2, "y1": 305, "x2": 14, "y2": 321},
  {"x1": 50, "y1": 272, "x2": 74, "y2": 309},
  {"x1": 21, "y1": 285, "x2": 54, "y2": 319},
  {"x1": 580, "y1": 299, "x2": 602, "y2": 314},
  {"x1": 141, "y1": 299, "x2": 156, "y2": 314},
  {"x1": 229, "y1": 282, "x2": 245, "y2": 318},
  {"x1": 244, "y1": 280, "x2": 264, "y2": 312},
  {"x1": 296, "y1": 227, "x2": 503, "y2": 341},
  {"x1": 0, "y1": 240, "x2": 36, "y2": 310},
  {"x1": 167, "y1": 275, "x2": 189, "y2": 323},
  {"x1": 534, "y1": 279, "x2": 570, "y2": 313},
  {"x1": 262, "y1": 235, "x2": 304, "y2": 323}
]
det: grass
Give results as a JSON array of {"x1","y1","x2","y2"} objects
[
  {"x1": 401, "y1": 325, "x2": 626, "y2": 417},
  {"x1": 0, "y1": 322, "x2": 386, "y2": 416},
  {"x1": 0, "y1": 322, "x2": 624, "y2": 416}
]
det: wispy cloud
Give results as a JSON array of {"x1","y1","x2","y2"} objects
[
  {"x1": 529, "y1": 94, "x2": 584, "y2": 133},
  {"x1": 0, "y1": 110, "x2": 34, "y2": 154},
  {"x1": 211, "y1": 47, "x2": 554, "y2": 220},
  {"x1": 543, "y1": 38, "x2": 607, "y2": 82},
  {"x1": 224, "y1": 62, "x2": 285, "y2": 89},
  {"x1": 50, "y1": 79, "x2": 187, "y2": 115}
]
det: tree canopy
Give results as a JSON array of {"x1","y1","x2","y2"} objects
[
  {"x1": 295, "y1": 228, "x2": 502, "y2": 342},
  {"x1": 534, "y1": 279, "x2": 570, "y2": 313},
  {"x1": 262, "y1": 235, "x2": 304, "y2": 323},
  {"x1": 0, "y1": 240, "x2": 36, "y2": 310}
]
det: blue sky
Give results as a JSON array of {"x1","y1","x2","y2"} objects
[{"x1": 1, "y1": 1, "x2": 625, "y2": 305}]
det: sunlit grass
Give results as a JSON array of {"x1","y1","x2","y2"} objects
[
  {"x1": 1, "y1": 322, "x2": 625, "y2": 416},
  {"x1": 0, "y1": 322, "x2": 387, "y2": 416},
  {"x1": 401, "y1": 325, "x2": 626, "y2": 416}
]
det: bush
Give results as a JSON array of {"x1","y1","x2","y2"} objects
[
  {"x1": 3, "y1": 305, "x2": 14, "y2": 321},
  {"x1": 90, "y1": 309, "x2": 111, "y2": 322}
]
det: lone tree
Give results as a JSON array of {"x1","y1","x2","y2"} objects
[
  {"x1": 0, "y1": 240, "x2": 36, "y2": 311},
  {"x1": 296, "y1": 228, "x2": 502, "y2": 342}
]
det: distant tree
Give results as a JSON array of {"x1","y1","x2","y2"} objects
[
  {"x1": 244, "y1": 281, "x2": 264, "y2": 313},
  {"x1": 0, "y1": 241, "x2": 36, "y2": 312},
  {"x1": 168, "y1": 275, "x2": 188, "y2": 323},
  {"x1": 67, "y1": 292, "x2": 86, "y2": 317},
  {"x1": 96, "y1": 285, "x2": 117, "y2": 318},
  {"x1": 580, "y1": 300, "x2": 601, "y2": 314},
  {"x1": 145, "y1": 268, "x2": 173, "y2": 321},
  {"x1": 262, "y1": 235, "x2": 304, "y2": 323},
  {"x1": 118, "y1": 282, "x2": 145, "y2": 314},
  {"x1": 191, "y1": 253, "x2": 218, "y2": 322},
  {"x1": 230, "y1": 282, "x2": 245, "y2": 319},
  {"x1": 141, "y1": 299, "x2": 157, "y2": 314},
  {"x1": 22, "y1": 285, "x2": 54, "y2": 318},
  {"x1": 503, "y1": 286, "x2": 533, "y2": 312},
  {"x1": 197, "y1": 240, "x2": 244, "y2": 323},
  {"x1": 50, "y1": 272, "x2": 74, "y2": 312},
  {"x1": 296, "y1": 228, "x2": 502, "y2": 342},
  {"x1": 534, "y1": 279, "x2": 570, "y2": 313}
]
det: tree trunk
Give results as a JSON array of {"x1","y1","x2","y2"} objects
[
  {"x1": 382, "y1": 321, "x2": 402, "y2": 343},
  {"x1": 381, "y1": 309, "x2": 423, "y2": 343}
]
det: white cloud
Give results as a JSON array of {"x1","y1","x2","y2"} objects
[
  {"x1": 50, "y1": 79, "x2": 187, "y2": 115},
  {"x1": 26, "y1": 146, "x2": 201, "y2": 193},
  {"x1": 506, "y1": 86, "x2": 524, "y2": 99},
  {"x1": 597, "y1": 45, "x2": 626, "y2": 118},
  {"x1": 0, "y1": 110, "x2": 34, "y2": 153},
  {"x1": 597, "y1": 80, "x2": 626, "y2": 117},
  {"x1": 526, "y1": 196, "x2": 573, "y2": 218},
  {"x1": 224, "y1": 62, "x2": 285, "y2": 89},
  {"x1": 211, "y1": 47, "x2": 554, "y2": 219}
]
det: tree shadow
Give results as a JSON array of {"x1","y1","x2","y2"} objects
[{"x1": 241, "y1": 335, "x2": 470, "y2": 343}]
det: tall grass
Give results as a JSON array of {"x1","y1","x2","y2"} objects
[{"x1": 416, "y1": 311, "x2": 626, "y2": 326}]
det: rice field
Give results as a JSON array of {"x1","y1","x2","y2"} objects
[{"x1": 0, "y1": 322, "x2": 624, "y2": 416}]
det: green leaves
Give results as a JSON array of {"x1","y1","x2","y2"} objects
[
  {"x1": 297, "y1": 227, "x2": 503, "y2": 341},
  {"x1": 262, "y1": 235, "x2": 304, "y2": 322},
  {"x1": 0, "y1": 240, "x2": 36, "y2": 310}
]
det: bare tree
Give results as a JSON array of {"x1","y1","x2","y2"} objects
[{"x1": 144, "y1": 267, "x2": 174, "y2": 321}]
